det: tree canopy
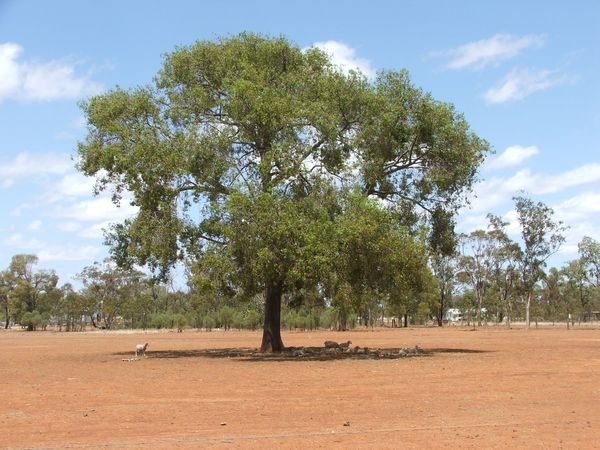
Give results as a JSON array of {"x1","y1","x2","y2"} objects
[
  {"x1": 513, "y1": 196, "x2": 567, "y2": 328},
  {"x1": 78, "y1": 33, "x2": 490, "y2": 350}
]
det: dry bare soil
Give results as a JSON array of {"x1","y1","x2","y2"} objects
[{"x1": 1, "y1": 326, "x2": 599, "y2": 449}]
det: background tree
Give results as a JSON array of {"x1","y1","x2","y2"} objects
[
  {"x1": 454, "y1": 290, "x2": 475, "y2": 325},
  {"x1": 578, "y1": 236, "x2": 600, "y2": 287},
  {"x1": 513, "y1": 196, "x2": 567, "y2": 328},
  {"x1": 52, "y1": 283, "x2": 94, "y2": 331},
  {"x1": 577, "y1": 237, "x2": 600, "y2": 318},
  {"x1": 328, "y1": 192, "x2": 430, "y2": 330},
  {"x1": 0, "y1": 270, "x2": 11, "y2": 329},
  {"x1": 430, "y1": 250, "x2": 456, "y2": 326},
  {"x1": 562, "y1": 259, "x2": 592, "y2": 322},
  {"x1": 78, "y1": 260, "x2": 146, "y2": 329},
  {"x1": 540, "y1": 267, "x2": 569, "y2": 324},
  {"x1": 78, "y1": 33, "x2": 489, "y2": 351},
  {"x1": 457, "y1": 230, "x2": 497, "y2": 326},
  {"x1": 7, "y1": 254, "x2": 59, "y2": 331},
  {"x1": 428, "y1": 205, "x2": 459, "y2": 326},
  {"x1": 486, "y1": 214, "x2": 520, "y2": 327}
]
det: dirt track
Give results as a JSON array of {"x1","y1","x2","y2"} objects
[{"x1": 1, "y1": 326, "x2": 599, "y2": 449}]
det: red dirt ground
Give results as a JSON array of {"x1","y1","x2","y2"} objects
[{"x1": 1, "y1": 326, "x2": 599, "y2": 449}]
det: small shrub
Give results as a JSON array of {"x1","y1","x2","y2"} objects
[{"x1": 203, "y1": 313, "x2": 217, "y2": 331}]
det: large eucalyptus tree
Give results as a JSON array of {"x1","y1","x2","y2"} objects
[{"x1": 78, "y1": 33, "x2": 489, "y2": 351}]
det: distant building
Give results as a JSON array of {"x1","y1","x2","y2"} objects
[{"x1": 445, "y1": 308, "x2": 462, "y2": 322}]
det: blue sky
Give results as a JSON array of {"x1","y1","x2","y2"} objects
[{"x1": 1, "y1": 0, "x2": 599, "y2": 285}]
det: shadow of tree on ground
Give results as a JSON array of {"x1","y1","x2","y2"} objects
[{"x1": 115, "y1": 346, "x2": 490, "y2": 362}]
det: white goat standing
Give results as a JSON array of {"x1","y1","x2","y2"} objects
[{"x1": 135, "y1": 342, "x2": 149, "y2": 358}]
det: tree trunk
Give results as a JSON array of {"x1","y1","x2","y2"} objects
[
  {"x1": 4, "y1": 302, "x2": 9, "y2": 329},
  {"x1": 525, "y1": 292, "x2": 531, "y2": 328},
  {"x1": 504, "y1": 294, "x2": 511, "y2": 328},
  {"x1": 437, "y1": 292, "x2": 444, "y2": 326},
  {"x1": 337, "y1": 308, "x2": 348, "y2": 331},
  {"x1": 476, "y1": 291, "x2": 482, "y2": 327},
  {"x1": 338, "y1": 314, "x2": 348, "y2": 332},
  {"x1": 260, "y1": 280, "x2": 284, "y2": 352}
]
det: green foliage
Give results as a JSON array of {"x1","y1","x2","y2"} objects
[
  {"x1": 173, "y1": 313, "x2": 188, "y2": 330},
  {"x1": 232, "y1": 309, "x2": 261, "y2": 330},
  {"x1": 202, "y1": 313, "x2": 217, "y2": 331},
  {"x1": 53, "y1": 284, "x2": 95, "y2": 331},
  {"x1": 457, "y1": 229, "x2": 498, "y2": 326},
  {"x1": 77, "y1": 33, "x2": 489, "y2": 348},
  {"x1": 328, "y1": 192, "x2": 431, "y2": 328},
  {"x1": 20, "y1": 310, "x2": 49, "y2": 331},
  {"x1": 514, "y1": 196, "x2": 567, "y2": 286},
  {"x1": 578, "y1": 236, "x2": 600, "y2": 287},
  {"x1": 150, "y1": 312, "x2": 169, "y2": 329},
  {"x1": 415, "y1": 302, "x2": 431, "y2": 325},
  {"x1": 149, "y1": 311, "x2": 188, "y2": 330},
  {"x1": 0, "y1": 270, "x2": 10, "y2": 329},
  {"x1": 562, "y1": 259, "x2": 594, "y2": 321},
  {"x1": 282, "y1": 308, "x2": 320, "y2": 330},
  {"x1": 540, "y1": 267, "x2": 569, "y2": 322},
  {"x1": 430, "y1": 251, "x2": 456, "y2": 325},
  {"x1": 319, "y1": 308, "x2": 337, "y2": 329},
  {"x1": 216, "y1": 305, "x2": 236, "y2": 330},
  {"x1": 6, "y1": 254, "x2": 59, "y2": 331},
  {"x1": 77, "y1": 259, "x2": 147, "y2": 329},
  {"x1": 513, "y1": 196, "x2": 567, "y2": 327}
]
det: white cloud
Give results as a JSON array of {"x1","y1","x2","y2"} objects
[
  {"x1": 503, "y1": 169, "x2": 536, "y2": 192},
  {"x1": 553, "y1": 192, "x2": 600, "y2": 223},
  {"x1": 0, "y1": 152, "x2": 74, "y2": 187},
  {"x1": 77, "y1": 221, "x2": 113, "y2": 239},
  {"x1": 557, "y1": 220, "x2": 600, "y2": 260},
  {"x1": 0, "y1": 42, "x2": 103, "y2": 103},
  {"x1": 0, "y1": 43, "x2": 21, "y2": 99},
  {"x1": 9, "y1": 202, "x2": 33, "y2": 217},
  {"x1": 57, "y1": 222, "x2": 83, "y2": 233},
  {"x1": 466, "y1": 176, "x2": 510, "y2": 213},
  {"x1": 56, "y1": 115, "x2": 89, "y2": 140},
  {"x1": 3, "y1": 232, "x2": 100, "y2": 263},
  {"x1": 307, "y1": 41, "x2": 376, "y2": 78},
  {"x1": 467, "y1": 162, "x2": 600, "y2": 215},
  {"x1": 70, "y1": 115, "x2": 87, "y2": 130},
  {"x1": 51, "y1": 173, "x2": 96, "y2": 199},
  {"x1": 3, "y1": 233, "x2": 46, "y2": 250},
  {"x1": 27, "y1": 220, "x2": 43, "y2": 231},
  {"x1": 505, "y1": 164, "x2": 600, "y2": 195},
  {"x1": 537, "y1": 164, "x2": 600, "y2": 194},
  {"x1": 441, "y1": 34, "x2": 544, "y2": 70},
  {"x1": 484, "y1": 68, "x2": 571, "y2": 103},
  {"x1": 58, "y1": 196, "x2": 138, "y2": 223},
  {"x1": 498, "y1": 209, "x2": 523, "y2": 237},
  {"x1": 37, "y1": 245, "x2": 99, "y2": 262},
  {"x1": 456, "y1": 213, "x2": 489, "y2": 234},
  {"x1": 485, "y1": 145, "x2": 539, "y2": 170}
]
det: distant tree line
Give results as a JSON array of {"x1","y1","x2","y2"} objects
[
  {"x1": 442, "y1": 199, "x2": 599, "y2": 327},
  {"x1": 1, "y1": 226, "x2": 598, "y2": 332}
]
